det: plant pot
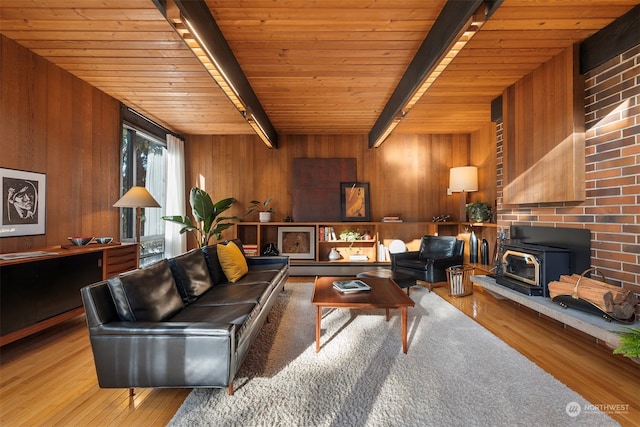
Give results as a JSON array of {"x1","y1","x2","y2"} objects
[{"x1": 259, "y1": 212, "x2": 272, "y2": 222}]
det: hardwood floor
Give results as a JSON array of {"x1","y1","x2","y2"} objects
[{"x1": 1, "y1": 278, "x2": 638, "y2": 426}]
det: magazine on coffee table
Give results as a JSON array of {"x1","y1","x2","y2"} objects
[{"x1": 332, "y1": 279, "x2": 371, "y2": 293}]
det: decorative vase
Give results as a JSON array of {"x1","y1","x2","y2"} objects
[
  {"x1": 328, "y1": 248, "x2": 341, "y2": 261},
  {"x1": 259, "y1": 212, "x2": 272, "y2": 222},
  {"x1": 481, "y1": 238, "x2": 490, "y2": 265},
  {"x1": 470, "y1": 230, "x2": 478, "y2": 263}
]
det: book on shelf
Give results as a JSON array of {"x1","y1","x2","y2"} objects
[
  {"x1": 349, "y1": 254, "x2": 369, "y2": 261},
  {"x1": 382, "y1": 216, "x2": 403, "y2": 222},
  {"x1": 243, "y1": 244, "x2": 259, "y2": 257},
  {"x1": 332, "y1": 279, "x2": 371, "y2": 293}
]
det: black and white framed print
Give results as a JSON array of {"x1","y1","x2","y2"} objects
[{"x1": 1, "y1": 168, "x2": 46, "y2": 237}]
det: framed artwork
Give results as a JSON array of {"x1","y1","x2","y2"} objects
[
  {"x1": 1, "y1": 168, "x2": 47, "y2": 237},
  {"x1": 277, "y1": 226, "x2": 315, "y2": 259},
  {"x1": 340, "y1": 182, "x2": 370, "y2": 222}
]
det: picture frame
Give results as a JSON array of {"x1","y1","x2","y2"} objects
[
  {"x1": 1, "y1": 168, "x2": 47, "y2": 237},
  {"x1": 340, "y1": 182, "x2": 370, "y2": 222},
  {"x1": 277, "y1": 226, "x2": 315, "y2": 259}
]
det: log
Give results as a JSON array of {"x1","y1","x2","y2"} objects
[
  {"x1": 548, "y1": 281, "x2": 614, "y2": 313},
  {"x1": 612, "y1": 303, "x2": 636, "y2": 320},
  {"x1": 559, "y1": 274, "x2": 630, "y2": 304}
]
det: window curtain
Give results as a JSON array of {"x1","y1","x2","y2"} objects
[
  {"x1": 144, "y1": 149, "x2": 164, "y2": 237},
  {"x1": 164, "y1": 134, "x2": 187, "y2": 257}
]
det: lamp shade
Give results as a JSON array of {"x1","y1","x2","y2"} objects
[
  {"x1": 449, "y1": 166, "x2": 478, "y2": 192},
  {"x1": 113, "y1": 186, "x2": 161, "y2": 208}
]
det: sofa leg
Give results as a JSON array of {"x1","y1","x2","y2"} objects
[
  {"x1": 228, "y1": 384, "x2": 234, "y2": 396},
  {"x1": 129, "y1": 388, "x2": 135, "y2": 397}
]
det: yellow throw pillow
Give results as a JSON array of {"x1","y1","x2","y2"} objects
[{"x1": 217, "y1": 241, "x2": 249, "y2": 283}]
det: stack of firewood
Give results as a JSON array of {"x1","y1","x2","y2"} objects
[{"x1": 548, "y1": 274, "x2": 638, "y2": 321}]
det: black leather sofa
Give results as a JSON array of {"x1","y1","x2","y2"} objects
[{"x1": 80, "y1": 239, "x2": 288, "y2": 395}]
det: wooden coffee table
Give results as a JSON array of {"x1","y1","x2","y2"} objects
[{"x1": 311, "y1": 276, "x2": 415, "y2": 353}]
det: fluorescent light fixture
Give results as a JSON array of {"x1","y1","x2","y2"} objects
[
  {"x1": 159, "y1": 0, "x2": 277, "y2": 148},
  {"x1": 370, "y1": 2, "x2": 491, "y2": 148}
]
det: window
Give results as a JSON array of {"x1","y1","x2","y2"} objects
[{"x1": 119, "y1": 108, "x2": 167, "y2": 266}]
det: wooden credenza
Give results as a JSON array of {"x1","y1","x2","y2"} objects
[{"x1": 0, "y1": 243, "x2": 137, "y2": 346}]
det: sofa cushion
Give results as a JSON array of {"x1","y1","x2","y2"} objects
[
  {"x1": 217, "y1": 241, "x2": 249, "y2": 283},
  {"x1": 107, "y1": 259, "x2": 184, "y2": 322},
  {"x1": 170, "y1": 303, "x2": 255, "y2": 325},
  {"x1": 191, "y1": 283, "x2": 270, "y2": 306},
  {"x1": 169, "y1": 248, "x2": 214, "y2": 303},
  {"x1": 202, "y1": 244, "x2": 227, "y2": 285},
  {"x1": 419, "y1": 236, "x2": 456, "y2": 259}
]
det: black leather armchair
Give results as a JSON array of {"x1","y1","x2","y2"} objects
[{"x1": 391, "y1": 236, "x2": 465, "y2": 290}]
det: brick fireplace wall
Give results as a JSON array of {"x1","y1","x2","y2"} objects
[{"x1": 496, "y1": 45, "x2": 639, "y2": 291}]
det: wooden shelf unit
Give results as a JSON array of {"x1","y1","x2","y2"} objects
[{"x1": 235, "y1": 221, "x2": 498, "y2": 271}]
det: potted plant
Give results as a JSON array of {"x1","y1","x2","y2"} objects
[
  {"x1": 162, "y1": 187, "x2": 237, "y2": 247},
  {"x1": 339, "y1": 229, "x2": 361, "y2": 251},
  {"x1": 465, "y1": 201, "x2": 492, "y2": 223},
  {"x1": 613, "y1": 327, "x2": 640, "y2": 361},
  {"x1": 247, "y1": 198, "x2": 274, "y2": 222}
]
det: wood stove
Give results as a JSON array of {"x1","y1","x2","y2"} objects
[
  {"x1": 494, "y1": 226, "x2": 591, "y2": 297},
  {"x1": 496, "y1": 243, "x2": 571, "y2": 297}
]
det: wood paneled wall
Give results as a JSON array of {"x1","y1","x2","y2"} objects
[
  {"x1": 184, "y1": 132, "x2": 472, "y2": 239},
  {"x1": 470, "y1": 122, "x2": 498, "y2": 210},
  {"x1": 1, "y1": 36, "x2": 121, "y2": 253},
  {"x1": 502, "y1": 45, "x2": 585, "y2": 204}
]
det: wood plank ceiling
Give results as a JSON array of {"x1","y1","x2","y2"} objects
[{"x1": 0, "y1": 0, "x2": 637, "y2": 139}]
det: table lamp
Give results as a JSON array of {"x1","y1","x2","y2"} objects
[{"x1": 449, "y1": 166, "x2": 478, "y2": 221}]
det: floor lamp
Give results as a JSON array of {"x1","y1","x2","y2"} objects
[
  {"x1": 449, "y1": 166, "x2": 478, "y2": 222},
  {"x1": 113, "y1": 186, "x2": 161, "y2": 266}
]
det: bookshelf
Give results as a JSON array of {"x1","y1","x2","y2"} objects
[{"x1": 234, "y1": 221, "x2": 497, "y2": 275}]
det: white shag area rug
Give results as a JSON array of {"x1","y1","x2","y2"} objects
[{"x1": 168, "y1": 282, "x2": 618, "y2": 427}]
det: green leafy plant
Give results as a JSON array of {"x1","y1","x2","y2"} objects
[
  {"x1": 340, "y1": 229, "x2": 361, "y2": 251},
  {"x1": 162, "y1": 187, "x2": 237, "y2": 247},
  {"x1": 246, "y1": 198, "x2": 274, "y2": 214},
  {"x1": 465, "y1": 201, "x2": 492, "y2": 223},
  {"x1": 339, "y1": 229, "x2": 361, "y2": 242},
  {"x1": 613, "y1": 326, "x2": 640, "y2": 359}
]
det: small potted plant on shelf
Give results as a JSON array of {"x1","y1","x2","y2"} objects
[
  {"x1": 247, "y1": 198, "x2": 274, "y2": 222},
  {"x1": 465, "y1": 201, "x2": 492, "y2": 223},
  {"x1": 339, "y1": 229, "x2": 361, "y2": 251}
]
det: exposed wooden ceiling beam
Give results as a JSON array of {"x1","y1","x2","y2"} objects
[
  {"x1": 368, "y1": 0, "x2": 503, "y2": 148},
  {"x1": 152, "y1": 0, "x2": 278, "y2": 147}
]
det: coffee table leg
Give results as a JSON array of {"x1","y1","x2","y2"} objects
[
  {"x1": 315, "y1": 306, "x2": 321, "y2": 352},
  {"x1": 401, "y1": 306, "x2": 408, "y2": 353},
  {"x1": 386, "y1": 308, "x2": 390, "y2": 321}
]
